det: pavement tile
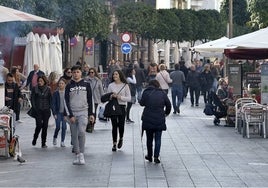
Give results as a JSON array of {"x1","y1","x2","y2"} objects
[{"x1": 2, "y1": 94, "x2": 268, "y2": 187}]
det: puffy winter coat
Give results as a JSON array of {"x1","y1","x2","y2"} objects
[{"x1": 139, "y1": 86, "x2": 171, "y2": 131}]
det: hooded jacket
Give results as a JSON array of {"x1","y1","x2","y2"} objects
[
  {"x1": 64, "y1": 79, "x2": 93, "y2": 118},
  {"x1": 139, "y1": 86, "x2": 171, "y2": 131}
]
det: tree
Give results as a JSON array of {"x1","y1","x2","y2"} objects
[
  {"x1": 220, "y1": 0, "x2": 251, "y2": 37},
  {"x1": 170, "y1": 9, "x2": 193, "y2": 42},
  {"x1": 34, "y1": 0, "x2": 58, "y2": 24},
  {"x1": 153, "y1": 9, "x2": 181, "y2": 42},
  {"x1": 116, "y1": 2, "x2": 157, "y2": 39},
  {"x1": 57, "y1": 0, "x2": 110, "y2": 62},
  {"x1": 248, "y1": 0, "x2": 268, "y2": 29}
]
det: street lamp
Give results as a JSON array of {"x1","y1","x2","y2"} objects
[{"x1": 158, "y1": 49, "x2": 164, "y2": 64}]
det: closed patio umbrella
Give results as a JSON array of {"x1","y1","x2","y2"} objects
[{"x1": 41, "y1": 34, "x2": 51, "y2": 75}]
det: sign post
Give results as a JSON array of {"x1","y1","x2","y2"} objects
[
  {"x1": 121, "y1": 32, "x2": 131, "y2": 43},
  {"x1": 121, "y1": 43, "x2": 132, "y2": 54}
]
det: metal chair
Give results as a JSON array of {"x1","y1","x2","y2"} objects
[
  {"x1": 235, "y1": 97, "x2": 257, "y2": 133},
  {"x1": 242, "y1": 103, "x2": 265, "y2": 138}
]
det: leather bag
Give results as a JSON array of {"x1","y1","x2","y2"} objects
[{"x1": 103, "y1": 98, "x2": 122, "y2": 118}]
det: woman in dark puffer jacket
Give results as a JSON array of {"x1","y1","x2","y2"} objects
[
  {"x1": 31, "y1": 75, "x2": 52, "y2": 148},
  {"x1": 139, "y1": 80, "x2": 171, "y2": 163}
]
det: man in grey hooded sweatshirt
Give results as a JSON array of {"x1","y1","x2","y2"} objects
[{"x1": 65, "y1": 65, "x2": 95, "y2": 165}]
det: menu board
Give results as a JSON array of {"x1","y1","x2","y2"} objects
[
  {"x1": 228, "y1": 64, "x2": 242, "y2": 96},
  {"x1": 246, "y1": 72, "x2": 261, "y2": 88}
]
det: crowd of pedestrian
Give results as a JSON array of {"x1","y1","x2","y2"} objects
[{"x1": 3, "y1": 56, "x2": 232, "y2": 165}]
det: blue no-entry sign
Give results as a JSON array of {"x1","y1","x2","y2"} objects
[{"x1": 121, "y1": 43, "x2": 132, "y2": 54}]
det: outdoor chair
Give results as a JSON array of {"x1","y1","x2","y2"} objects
[
  {"x1": 242, "y1": 103, "x2": 265, "y2": 139},
  {"x1": 235, "y1": 97, "x2": 257, "y2": 133}
]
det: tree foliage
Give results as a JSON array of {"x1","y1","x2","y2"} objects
[
  {"x1": 153, "y1": 9, "x2": 181, "y2": 42},
  {"x1": 116, "y1": 3, "x2": 224, "y2": 46},
  {"x1": 170, "y1": 9, "x2": 193, "y2": 42},
  {"x1": 248, "y1": 0, "x2": 268, "y2": 29},
  {"x1": 220, "y1": 0, "x2": 249, "y2": 25},
  {"x1": 57, "y1": 0, "x2": 110, "y2": 60},
  {"x1": 220, "y1": 0, "x2": 251, "y2": 36},
  {"x1": 116, "y1": 2, "x2": 157, "y2": 39}
]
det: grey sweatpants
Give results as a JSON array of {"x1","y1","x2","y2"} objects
[{"x1": 70, "y1": 113, "x2": 88, "y2": 154}]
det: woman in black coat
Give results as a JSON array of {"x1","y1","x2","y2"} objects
[
  {"x1": 31, "y1": 75, "x2": 52, "y2": 148},
  {"x1": 139, "y1": 80, "x2": 171, "y2": 163}
]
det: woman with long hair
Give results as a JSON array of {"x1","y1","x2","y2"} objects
[
  {"x1": 48, "y1": 71, "x2": 58, "y2": 94},
  {"x1": 31, "y1": 75, "x2": 52, "y2": 148},
  {"x1": 106, "y1": 70, "x2": 131, "y2": 151},
  {"x1": 61, "y1": 68, "x2": 72, "y2": 84},
  {"x1": 85, "y1": 67, "x2": 104, "y2": 131}
]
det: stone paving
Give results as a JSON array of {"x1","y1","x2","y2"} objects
[{"x1": 1, "y1": 95, "x2": 268, "y2": 187}]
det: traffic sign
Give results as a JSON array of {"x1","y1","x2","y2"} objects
[
  {"x1": 121, "y1": 43, "x2": 132, "y2": 54},
  {"x1": 121, "y1": 32, "x2": 131, "y2": 43}
]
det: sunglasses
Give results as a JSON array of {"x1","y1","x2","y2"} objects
[
  {"x1": 89, "y1": 72, "x2": 94, "y2": 74},
  {"x1": 67, "y1": 71, "x2": 72, "y2": 73}
]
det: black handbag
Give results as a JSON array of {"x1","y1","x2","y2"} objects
[
  {"x1": 101, "y1": 84, "x2": 126, "y2": 118},
  {"x1": 27, "y1": 108, "x2": 36, "y2": 118},
  {"x1": 103, "y1": 98, "x2": 122, "y2": 117},
  {"x1": 101, "y1": 92, "x2": 113, "y2": 103}
]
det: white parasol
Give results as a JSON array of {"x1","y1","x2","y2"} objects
[
  {"x1": 23, "y1": 32, "x2": 37, "y2": 76},
  {"x1": 40, "y1": 34, "x2": 51, "y2": 75},
  {"x1": 34, "y1": 33, "x2": 45, "y2": 73},
  {"x1": 49, "y1": 35, "x2": 62, "y2": 75},
  {"x1": 55, "y1": 34, "x2": 63, "y2": 75}
]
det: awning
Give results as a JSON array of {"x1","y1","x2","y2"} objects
[
  {"x1": 224, "y1": 49, "x2": 268, "y2": 60},
  {"x1": 0, "y1": 5, "x2": 54, "y2": 23}
]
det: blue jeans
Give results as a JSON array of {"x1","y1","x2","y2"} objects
[
  {"x1": 171, "y1": 85, "x2": 183, "y2": 112},
  {"x1": 53, "y1": 112, "x2": 67, "y2": 142},
  {"x1": 146, "y1": 130, "x2": 162, "y2": 158}
]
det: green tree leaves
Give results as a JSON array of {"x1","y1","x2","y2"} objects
[{"x1": 248, "y1": 0, "x2": 268, "y2": 29}]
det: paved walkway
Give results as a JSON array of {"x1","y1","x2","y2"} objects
[{"x1": 1, "y1": 95, "x2": 268, "y2": 187}]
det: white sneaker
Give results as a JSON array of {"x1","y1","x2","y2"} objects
[
  {"x1": 73, "y1": 154, "x2": 80, "y2": 165},
  {"x1": 53, "y1": 138, "x2": 57, "y2": 145},
  {"x1": 60, "y1": 142, "x2": 65, "y2": 147},
  {"x1": 79, "y1": 153, "x2": 85, "y2": 165}
]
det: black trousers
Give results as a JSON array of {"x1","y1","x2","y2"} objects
[
  {"x1": 189, "y1": 87, "x2": 200, "y2": 105},
  {"x1": 33, "y1": 109, "x2": 51, "y2": 145},
  {"x1": 111, "y1": 105, "x2": 126, "y2": 143}
]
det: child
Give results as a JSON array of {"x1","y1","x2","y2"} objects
[{"x1": 52, "y1": 78, "x2": 67, "y2": 147}]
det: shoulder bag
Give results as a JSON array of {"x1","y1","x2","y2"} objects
[{"x1": 103, "y1": 84, "x2": 126, "y2": 118}]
